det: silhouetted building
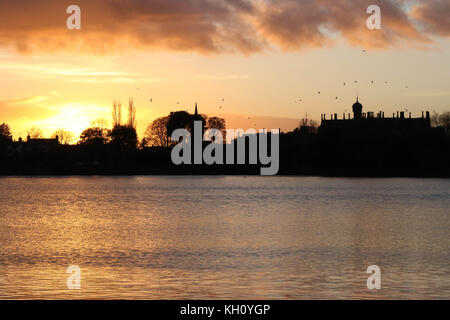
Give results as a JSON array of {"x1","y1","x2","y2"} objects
[
  {"x1": 191, "y1": 102, "x2": 205, "y2": 133},
  {"x1": 319, "y1": 99, "x2": 431, "y2": 139},
  {"x1": 26, "y1": 135, "x2": 59, "y2": 146},
  {"x1": 5, "y1": 136, "x2": 60, "y2": 158},
  {"x1": 353, "y1": 98, "x2": 363, "y2": 119}
]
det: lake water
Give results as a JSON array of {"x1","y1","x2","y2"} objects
[{"x1": 0, "y1": 176, "x2": 449, "y2": 299}]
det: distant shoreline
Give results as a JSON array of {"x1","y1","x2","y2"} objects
[
  {"x1": 2, "y1": 121, "x2": 449, "y2": 178},
  {"x1": 1, "y1": 170, "x2": 449, "y2": 178}
]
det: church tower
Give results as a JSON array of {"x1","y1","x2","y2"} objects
[
  {"x1": 191, "y1": 102, "x2": 205, "y2": 133},
  {"x1": 352, "y1": 97, "x2": 363, "y2": 119},
  {"x1": 193, "y1": 102, "x2": 204, "y2": 122}
]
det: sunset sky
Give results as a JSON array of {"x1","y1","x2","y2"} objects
[{"x1": 0, "y1": 0, "x2": 449, "y2": 140}]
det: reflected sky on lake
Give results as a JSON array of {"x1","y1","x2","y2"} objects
[{"x1": 0, "y1": 176, "x2": 449, "y2": 299}]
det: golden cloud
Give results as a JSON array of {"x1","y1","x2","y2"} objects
[{"x1": 0, "y1": 0, "x2": 447, "y2": 54}]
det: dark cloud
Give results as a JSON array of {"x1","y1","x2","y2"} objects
[
  {"x1": 0, "y1": 0, "x2": 261, "y2": 54},
  {"x1": 0, "y1": 0, "x2": 446, "y2": 54},
  {"x1": 257, "y1": 0, "x2": 429, "y2": 50},
  {"x1": 412, "y1": 0, "x2": 450, "y2": 37}
]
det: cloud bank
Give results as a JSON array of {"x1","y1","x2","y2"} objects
[{"x1": 0, "y1": 0, "x2": 448, "y2": 54}]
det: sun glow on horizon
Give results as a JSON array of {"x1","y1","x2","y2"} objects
[
  {"x1": 9, "y1": 103, "x2": 111, "y2": 141},
  {"x1": 1, "y1": 8, "x2": 450, "y2": 143}
]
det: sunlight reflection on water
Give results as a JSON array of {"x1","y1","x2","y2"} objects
[{"x1": 0, "y1": 176, "x2": 449, "y2": 299}]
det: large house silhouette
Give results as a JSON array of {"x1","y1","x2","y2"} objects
[{"x1": 319, "y1": 98, "x2": 431, "y2": 139}]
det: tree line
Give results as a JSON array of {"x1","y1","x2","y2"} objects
[
  {"x1": 1, "y1": 107, "x2": 449, "y2": 148},
  {"x1": 0, "y1": 99, "x2": 226, "y2": 149}
]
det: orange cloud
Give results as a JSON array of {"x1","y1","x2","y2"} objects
[
  {"x1": 0, "y1": 0, "x2": 262, "y2": 54},
  {"x1": 411, "y1": 0, "x2": 450, "y2": 37},
  {"x1": 256, "y1": 0, "x2": 430, "y2": 50},
  {"x1": 0, "y1": 0, "x2": 446, "y2": 54}
]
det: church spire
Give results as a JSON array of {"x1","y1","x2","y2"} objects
[{"x1": 194, "y1": 102, "x2": 198, "y2": 116}]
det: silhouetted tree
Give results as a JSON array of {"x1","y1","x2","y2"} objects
[
  {"x1": 109, "y1": 125, "x2": 138, "y2": 149},
  {"x1": 207, "y1": 116, "x2": 226, "y2": 141},
  {"x1": 439, "y1": 111, "x2": 450, "y2": 132},
  {"x1": 431, "y1": 111, "x2": 450, "y2": 133},
  {"x1": 52, "y1": 129, "x2": 75, "y2": 145},
  {"x1": 431, "y1": 111, "x2": 440, "y2": 127},
  {"x1": 27, "y1": 127, "x2": 43, "y2": 139},
  {"x1": 112, "y1": 99, "x2": 122, "y2": 127},
  {"x1": 166, "y1": 111, "x2": 193, "y2": 138},
  {"x1": 128, "y1": 98, "x2": 137, "y2": 129},
  {"x1": 294, "y1": 114, "x2": 318, "y2": 134},
  {"x1": 139, "y1": 137, "x2": 149, "y2": 149},
  {"x1": 109, "y1": 98, "x2": 138, "y2": 148},
  {"x1": 0, "y1": 123, "x2": 12, "y2": 143},
  {"x1": 78, "y1": 127, "x2": 110, "y2": 145},
  {"x1": 299, "y1": 114, "x2": 318, "y2": 128},
  {"x1": 90, "y1": 118, "x2": 109, "y2": 130},
  {"x1": 144, "y1": 116, "x2": 171, "y2": 147}
]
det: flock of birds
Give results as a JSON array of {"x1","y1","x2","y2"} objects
[
  {"x1": 291, "y1": 49, "x2": 410, "y2": 104},
  {"x1": 293, "y1": 79, "x2": 410, "y2": 104},
  {"x1": 138, "y1": 94, "x2": 260, "y2": 125},
  {"x1": 132, "y1": 49, "x2": 411, "y2": 127}
]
